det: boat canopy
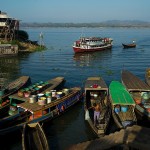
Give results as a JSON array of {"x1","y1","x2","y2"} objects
[
  {"x1": 85, "y1": 77, "x2": 108, "y2": 91},
  {"x1": 121, "y1": 70, "x2": 150, "y2": 92},
  {"x1": 109, "y1": 81, "x2": 135, "y2": 105}
]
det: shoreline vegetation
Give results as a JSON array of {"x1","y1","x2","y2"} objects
[
  {"x1": 1, "y1": 29, "x2": 46, "y2": 52},
  {"x1": 1, "y1": 40, "x2": 46, "y2": 52},
  {"x1": 20, "y1": 20, "x2": 150, "y2": 28}
]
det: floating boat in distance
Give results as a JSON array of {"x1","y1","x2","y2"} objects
[
  {"x1": 145, "y1": 68, "x2": 150, "y2": 86},
  {"x1": 73, "y1": 37, "x2": 113, "y2": 53},
  {"x1": 84, "y1": 77, "x2": 111, "y2": 136},
  {"x1": 121, "y1": 70, "x2": 150, "y2": 120},
  {"x1": 22, "y1": 122, "x2": 49, "y2": 150},
  {"x1": 109, "y1": 81, "x2": 137, "y2": 129},
  {"x1": 122, "y1": 43, "x2": 136, "y2": 48}
]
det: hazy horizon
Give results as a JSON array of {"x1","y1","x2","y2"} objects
[{"x1": 2, "y1": 0, "x2": 150, "y2": 23}]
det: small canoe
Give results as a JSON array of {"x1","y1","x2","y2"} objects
[
  {"x1": 122, "y1": 43, "x2": 136, "y2": 48},
  {"x1": 109, "y1": 81, "x2": 137, "y2": 129},
  {"x1": 84, "y1": 77, "x2": 111, "y2": 136},
  {"x1": 0, "y1": 76, "x2": 31, "y2": 117},
  {"x1": 145, "y1": 68, "x2": 150, "y2": 86},
  {"x1": 121, "y1": 70, "x2": 150, "y2": 120},
  {"x1": 22, "y1": 122, "x2": 49, "y2": 150}
]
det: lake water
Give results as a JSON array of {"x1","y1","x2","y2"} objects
[{"x1": 0, "y1": 27, "x2": 150, "y2": 150}]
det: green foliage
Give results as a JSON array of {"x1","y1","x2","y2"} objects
[
  {"x1": 16, "y1": 30, "x2": 29, "y2": 41},
  {"x1": 35, "y1": 45, "x2": 47, "y2": 51}
]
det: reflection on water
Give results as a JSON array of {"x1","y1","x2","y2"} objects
[
  {"x1": 0, "y1": 53, "x2": 31, "y2": 85},
  {"x1": 73, "y1": 50, "x2": 112, "y2": 67},
  {"x1": 73, "y1": 52, "x2": 95, "y2": 67},
  {"x1": 43, "y1": 102, "x2": 96, "y2": 150}
]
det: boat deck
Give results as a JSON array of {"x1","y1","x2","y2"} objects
[
  {"x1": 9, "y1": 77, "x2": 65, "y2": 102},
  {"x1": 17, "y1": 87, "x2": 80, "y2": 113},
  {"x1": 121, "y1": 70, "x2": 150, "y2": 91},
  {"x1": 117, "y1": 107, "x2": 135, "y2": 121},
  {"x1": 85, "y1": 77, "x2": 108, "y2": 91}
]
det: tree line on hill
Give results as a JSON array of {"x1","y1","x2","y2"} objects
[{"x1": 20, "y1": 20, "x2": 150, "y2": 28}]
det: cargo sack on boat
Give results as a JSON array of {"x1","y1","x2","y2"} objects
[{"x1": 85, "y1": 110, "x2": 90, "y2": 120}]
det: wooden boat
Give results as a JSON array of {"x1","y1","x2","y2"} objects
[
  {"x1": 84, "y1": 77, "x2": 111, "y2": 136},
  {"x1": 22, "y1": 122, "x2": 49, "y2": 150},
  {"x1": 145, "y1": 68, "x2": 150, "y2": 86},
  {"x1": 109, "y1": 81, "x2": 137, "y2": 129},
  {"x1": 0, "y1": 77, "x2": 65, "y2": 125},
  {"x1": 0, "y1": 86, "x2": 82, "y2": 135},
  {"x1": 0, "y1": 76, "x2": 31, "y2": 117},
  {"x1": 73, "y1": 37, "x2": 113, "y2": 53},
  {"x1": 121, "y1": 70, "x2": 150, "y2": 120},
  {"x1": 122, "y1": 43, "x2": 136, "y2": 48}
]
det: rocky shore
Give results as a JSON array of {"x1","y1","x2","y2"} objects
[{"x1": 18, "y1": 41, "x2": 46, "y2": 52}]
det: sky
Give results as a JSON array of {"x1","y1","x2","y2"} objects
[{"x1": 1, "y1": 0, "x2": 150, "y2": 23}]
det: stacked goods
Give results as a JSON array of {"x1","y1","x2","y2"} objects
[
  {"x1": 17, "y1": 81, "x2": 49, "y2": 98},
  {"x1": 36, "y1": 88, "x2": 71, "y2": 106}
]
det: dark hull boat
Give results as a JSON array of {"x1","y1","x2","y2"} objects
[
  {"x1": 0, "y1": 76, "x2": 31, "y2": 117},
  {"x1": 84, "y1": 77, "x2": 111, "y2": 136},
  {"x1": 22, "y1": 122, "x2": 49, "y2": 150},
  {"x1": 0, "y1": 86, "x2": 82, "y2": 135},
  {"x1": 122, "y1": 43, "x2": 136, "y2": 48},
  {"x1": 109, "y1": 81, "x2": 137, "y2": 129},
  {"x1": 121, "y1": 70, "x2": 150, "y2": 120},
  {"x1": 0, "y1": 77, "x2": 65, "y2": 126}
]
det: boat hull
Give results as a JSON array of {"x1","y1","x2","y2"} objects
[
  {"x1": 145, "y1": 68, "x2": 150, "y2": 87},
  {"x1": 22, "y1": 122, "x2": 49, "y2": 150},
  {"x1": 84, "y1": 77, "x2": 111, "y2": 137},
  {"x1": 122, "y1": 43, "x2": 136, "y2": 48},
  {"x1": 0, "y1": 87, "x2": 83, "y2": 135},
  {"x1": 121, "y1": 70, "x2": 150, "y2": 120},
  {"x1": 0, "y1": 76, "x2": 31, "y2": 117},
  {"x1": 109, "y1": 81, "x2": 137, "y2": 129},
  {"x1": 73, "y1": 45, "x2": 112, "y2": 53},
  {"x1": 0, "y1": 77, "x2": 65, "y2": 125}
]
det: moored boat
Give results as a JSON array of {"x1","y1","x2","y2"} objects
[
  {"x1": 121, "y1": 70, "x2": 150, "y2": 120},
  {"x1": 0, "y1": 86, "x2": 82, "y2": 135},
  {"x1": 0, "y1": 77, "x2": 65, "y2": 125},
  {"x1": 145, "y1": 68, "x2": 150, "y2": 86},
  {"x1": 22, "y1": 122, "x2": 49, "y2": 150},
  {"x1": 73, "y1": 37, "x2": 113, "y2": 53},
  {"x1": 84, "y1": 77, "x2": 111, "y2": 136},
  {"x1": 0, "y1": 76, "x2": 31, "y2": 117},
  {"x1": 109, "y1": 81, "x2": 137, "y2": 129}
]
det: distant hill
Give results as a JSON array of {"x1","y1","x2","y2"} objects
[{"x1": 20, "y1": 20, "x2": 150, "y2": 28}]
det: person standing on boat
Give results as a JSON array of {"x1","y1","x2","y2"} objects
[{"x1": 93, "y1": 103, "x2": 101, "y2": 126}]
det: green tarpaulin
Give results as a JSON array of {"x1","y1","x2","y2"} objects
[{"x1": 109, "y1": 81, "x2": 135, "y2": 105}]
